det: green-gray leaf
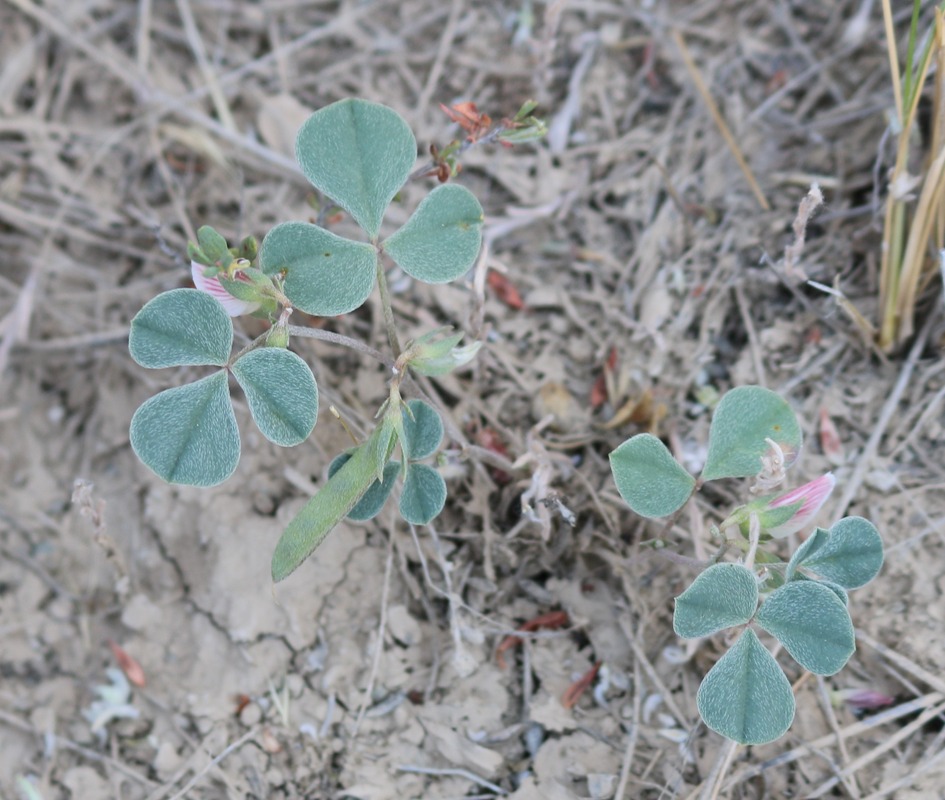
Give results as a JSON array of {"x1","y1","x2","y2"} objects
[
  {"x1": 609, "y1": 434, "x2": 696, "y2": 518},
  {"x1": 785, "y1": 527, "x2": 829, "y2": 582},
  {"x1": 756, "y1": 581, "x2": 855, "y2": 675},
  {"x1": 402, "y1": 399, "x2": 443, "y2": 461},
  {"x1": 295, "y1": 98, "x2": 416, "y2": 238},
  {"x1": 702, "y1": 386, "x2": 802, "y2": 481},
  {"x1": 259, "y1": 222, "x2": 377, "y2": 316},
  {"x1": 329, "y1": 454, "x2": 400, "y2": 521},
  {"x1": 673, "y1": 563, "x2": 759, "y2": 639},
  {"x1": 231, "y1": 348, "x2": 318, "y2": 446},
  {"x1": 697, "y1": 628, "x2": 795, "y2": 745},
  {"x1": 800, "y1": 517, "x2": 884, "y2": 589},
  {"x1": 399, "y1": 463, "x2": 446, "y2": 525},
  {"x1": 130, "y1": 371, "x2": 239, "y2": 486},
  {"x1": 785, "y1": 571, "x2": 849, "y2": 605},
  {"x1": 129, "y1": 289, "x2": 233, "y2": 368},
  {"x1": 382, "y1": 184, "x2": 483, "y2": 284}
]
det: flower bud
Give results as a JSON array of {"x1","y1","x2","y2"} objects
[
  {"x1": 195, "y1": 225, "x2": 233, "y2": 267},
  {"x1": 832, "y1": 688, "x2": 895, "y2": 711},
  {"x1": 759, "y1": 473, "x2": 836, "y2": 538},
  {"x1": 403, "y1": 328, "x2": 482, "y2": 376},
  {"x1": 191, "y1": 261, "x2": 262, "y2": 317},
  {"x1": 265, "y1": 309, "x2": 292, "y2": 348}
]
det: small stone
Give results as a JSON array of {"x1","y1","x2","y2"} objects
[
  {"x1": 587, "y1": 772, "x2": 617, "y2": 799},
  {"x1": 121, "y1": 594, "x2": 162, "y2": 632},
  {"x1": 240, "y1": 702, "x2": 263, "y2": 727},
  {"x1": 387, "y1": 605, "x2": 422, "y2": 647},
  {"x1": 153, "y1": 741, "x2": 182, "y2": 780}
]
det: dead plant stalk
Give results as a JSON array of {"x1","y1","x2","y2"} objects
[{"x1": 878, "y1": 2, "x2": 945, "y2": 352}]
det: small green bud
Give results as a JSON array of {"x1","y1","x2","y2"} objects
[
  {"x1": 513, "y1": 99, "x2": 539, "y2": 122},
  {"x1": 187, "y1": 241, "x2": 212, "y2": 266},
  {"x1": 238, "y1": 235, "x2": 259, "y2": 262},
  {"x1": 266, "y1": 325, "x2": 290, "y2": 349},
  {"x1": 498, "y1": 116, "x2": 547, "y2": 144},
  {"x1": 403, "y1": 328, "x2": 482, "y2": 377},
  {"x1": 196, "y1": 225, "x2": 233, "y2": 267},
  {"x1": 265, "y1": 308, "x2": 292, "y2": 348}
]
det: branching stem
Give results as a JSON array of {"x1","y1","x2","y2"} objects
[
  {"x1": 374, "y1": 258, "x2": 402, "y2": 358},
  {"x1": 230, "y1": 325, "x2": 394, "y2": 369},
  {"x1": 288, "y1": 325, "x2": 393, "y2": 367}
]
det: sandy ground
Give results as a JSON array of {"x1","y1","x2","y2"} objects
[{"x1": 2, "y1": 0, "x2": 945, "y2": 798}]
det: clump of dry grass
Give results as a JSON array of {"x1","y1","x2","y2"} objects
[{"x1": 876, "y1": 0, "x2": 945, "y2": 353}]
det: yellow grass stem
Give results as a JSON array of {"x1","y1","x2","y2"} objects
[
  {"x1": 877, "y1": 3, "x2": 945, "y2": 352},
  {"x1": 672, "y1": 29, "x2": 770, "y2": 212},
  {"x1": 881, "y1": 0, "x2": 904, "y2": 125}
]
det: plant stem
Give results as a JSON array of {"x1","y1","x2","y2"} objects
[
  {"x1": 375, "y1": 258, "x2": 402, "y2": 358},
  {"x1": 408, "y1": 124, "x2": 511, "y2": 182},
  {"x1": 744, "y1": 513, "x2": 761, "y2": 572},
  {"x1": 287, "y1": 325, "x2": 394, "y2": 368}
]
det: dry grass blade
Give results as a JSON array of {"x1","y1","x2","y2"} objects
[
  {"x1": 877, "y1": 2, "x2": 944, "y2": 351},
  {"x1": 671, "y1": 29, "x2": 769, "y2": 211}
]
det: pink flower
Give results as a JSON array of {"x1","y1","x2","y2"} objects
[
  {"x1": 833, "y1": 688, "x2": 895, "y2": 711},
  {"x1": 191, "y1": 261, "x2": 261, "y2": 317},
  {"x1": 762, "y1": 473, "x2": 836, "y2": 538}
]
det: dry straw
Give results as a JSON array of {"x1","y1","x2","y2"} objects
[{"x1": 876, "y1": 1, "x2": 945, "y2": 352}]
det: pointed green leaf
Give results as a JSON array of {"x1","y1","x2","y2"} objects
[
  {"x1": 800, "y1": 517, "x2": 884, "y2": 589},
  {"x1": 402, "y1": 399, "x2": 443, "y2": 461},
  {"x1": 697, "y1": 629, "x2": 795, "y2": 745},
  {"x1": 272, "y1": 421, "x2": 390, "y2": 581},
  {"x1": 369, "y1": 414, "x2": 399, "y2": 482},
  {"x1": 129, "y1": 289, "x2": 233, "y2": 368},
  {"x1": 399, "y1": 463, "x2": 446, "y2": 525},
  {"x1": 329, "y1": 454, "x2": 399, "y2": 521},
  {"x1": 130, "y1": 371, "x2": 239, "y2": 486},
  {"x1": 673, "y1": 564, "x2": 759, "y2": 639},
  {"x1": 231, "y1": 348, "x2": 318, "y2": 446},
  {"x1": 259, "y1": 222, "x2": 377, "y2": 316},
  {"x1": 609, "y1": 434, "x2": 696, "y2": 518},
  {"x1": 702, "y1": 386, "x2": 802, "y2": 481},
  {"x1": 382, "y1": 184, "x2": 483, "y2": 283},
  {"x1": 295, "y1": 98, "x2": 416, "y2": 238},
  {"x1": 756, "y1": 581, "x2": 855, "y2": 675},
  {"x1": 785, "y1": 527, "x2": 829, "y2": 582}
]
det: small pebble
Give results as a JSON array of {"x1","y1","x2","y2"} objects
[{"x1": 239, "y1": 702, "x2": 262, "y2": 727}]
